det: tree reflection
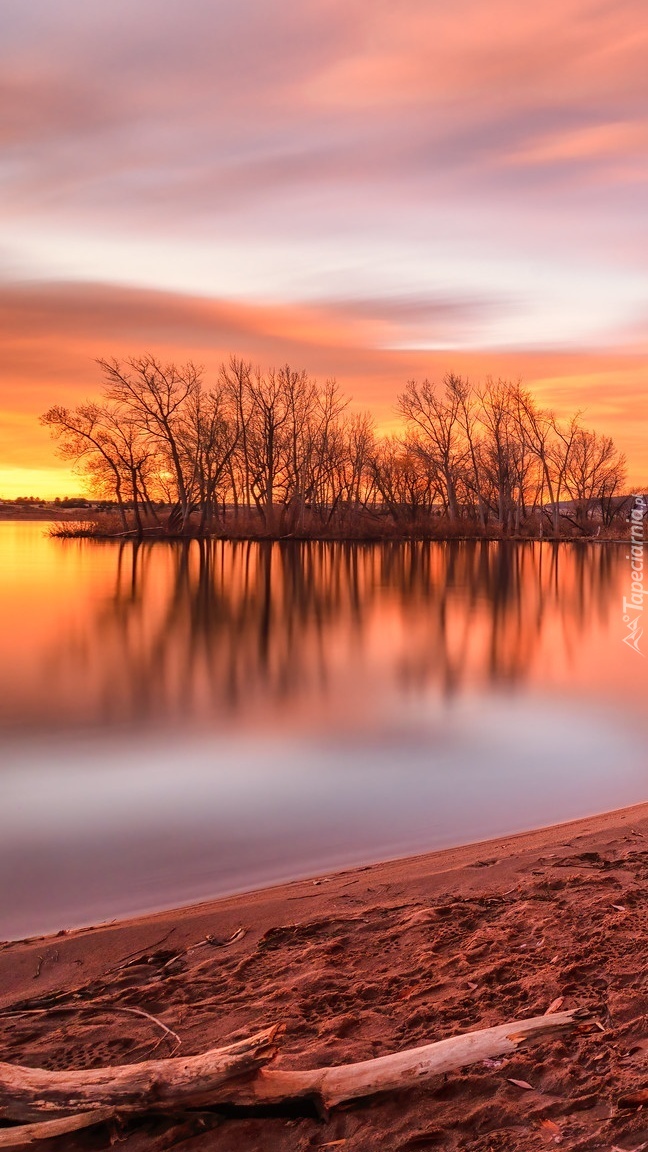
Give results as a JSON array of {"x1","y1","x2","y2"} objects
[{"x1": 9, "y1": 540, "x2": 625, "y2": 733}]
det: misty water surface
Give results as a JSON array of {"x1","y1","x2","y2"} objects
[{"x1": 1, "y1": 522, "x2": 647, "y2": 939}]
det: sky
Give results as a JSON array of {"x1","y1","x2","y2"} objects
[{"x1": 0, "y1": 0, "x2": 647, "y2": 496}]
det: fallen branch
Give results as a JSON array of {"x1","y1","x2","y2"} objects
[
  {"x1": 0, "y1": 1026, "x2": 282, "y2": 1124},
  {"x1": 0, "y1": 1009, "x2": 586, "y2": 1141},
  {"x1": 224, "y1": 1009, "x2": 587, "y2": 1110},
  {"x1": 0, "y1": 1109, "x2": 116, "y2": 1148}
]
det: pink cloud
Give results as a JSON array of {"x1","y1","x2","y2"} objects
[
  {"x1": 2, "y1": 0, "x2": 647, "y2": 220},
  {"x1": 0, "y1": 0, "x2": 646, "y2": 486}
]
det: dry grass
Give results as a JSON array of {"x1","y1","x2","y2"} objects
[{"x1": 44, "y1": 506, "x2": 633, "y2": 543}]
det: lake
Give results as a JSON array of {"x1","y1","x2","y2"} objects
[{"x1": 1, "y1": 521, "x2": 646, "y2": 939}]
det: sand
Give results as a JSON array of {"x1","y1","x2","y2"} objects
[{"x1": 1, "y1": 803, "x2": 648, "y2": 1151}]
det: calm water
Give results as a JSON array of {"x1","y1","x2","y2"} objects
[{"x1": 1, "y1": 522, "x2": 647, "y2": 939}]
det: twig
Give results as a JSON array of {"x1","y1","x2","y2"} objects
[
  {"x1": 114, "y1": 928, "x2": 177, "y2": 968},
  {"x1": 112, "y1": 1007, "x2": 181, "y2": 1053},
  {"x1": 0, "y1": 1006, "x2": 181, "y2": 1054}
]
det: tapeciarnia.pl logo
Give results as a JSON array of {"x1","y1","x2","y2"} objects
[{"x1": 622, "y1": 494, "x2": 646, "y2": 656}]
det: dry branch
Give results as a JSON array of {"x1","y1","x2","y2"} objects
[
  {"x1": 0, "y1": 1009, "x2": 586, "y2": 1142},
  {"x1": 0, "y1": 1109, "x2": 116, "y2": 1148},
  {"x1": 0, "y1": 1026, "x2": 281, "y2": 1124},
  {"x1": 223, "y1": 1009, "x2": 586, "y2": 1110}
]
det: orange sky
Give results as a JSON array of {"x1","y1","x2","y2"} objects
[
  {"x1": 1, "y1": 280, "x2": 647, "y2": 497},
  {"x1": 0, "y1": 0, "x2": 646, "y2": 496}
]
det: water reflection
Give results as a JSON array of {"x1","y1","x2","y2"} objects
[
  {"x1": 1, "y1": 527, "x2": 646, "y2": 939},
  {"x1": 0, "y1": 529, "x2": 635, "y2": 735}
]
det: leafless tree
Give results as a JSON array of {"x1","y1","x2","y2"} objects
[
  {"x1": 398, "y1": 376, "x2": 469, "y2": 521},
  {"x1": 563, "y1": 427, "x2": 626, "y2": 532},
  {"x1": 219, "y1": 356, "x2": 255, "y2": 516},
  {"x1": 97, "y1": 355, "x2": 201, "y2": 528},
  {"x1": 475, "y1": 379, "x2": 528, "y2": 533},
  {"x1": 40, "y1": 403, "x2": 132, "y2": 530},
  {"x1": 370, "y1": 437, "x2": 438, "y2": 528},
  {"x1": 42, "y1": 355, "x2": 629, "y2": 540},
  {"x1": 181, "y1": 385, "x2": 240, "y2": 532}
]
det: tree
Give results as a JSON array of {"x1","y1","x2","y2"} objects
[
  {"x1": 242, "y1": 366, "x2": 291, "y2": 530},
  {"x1": 97, "y1": 356, "x2": 201, "y2": 528},
  {"x1": 370, "y1": 437, "x2": 437, "y2": 528},
  {"x1": 41, "y1": 354, "x2": 629, "y2": 541},
  {"x1": 182, "y1": 384, "x2": 240, "y2": 531},
  {"x1": 41, "y1": 403, "x2": 132, "y2": 529},
  {"x1": 563, "y1": 428, "x2": 626, "y2": 532},
  {"x1": 476, "y1": 378, "x2": 528, "y2": 533},
  {"x1": 397, "y1": 376, "x2": 468, "y2": 521},
  {"x1": 336, "y1": 412, "x2": 376, "y2": 511}
]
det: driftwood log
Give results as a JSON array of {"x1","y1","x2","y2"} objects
[
  {"x1": 0, "y1": 1027, "x2": 282, "y2": 1124},
  {"x1": 225, "y1": 1010, "x2": 587, "y2": 1110},
  {"x1": 0, "y1": 1010, "x2": 587, "y2": 1146}
]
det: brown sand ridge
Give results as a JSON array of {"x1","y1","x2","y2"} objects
[{"x1": 1, "y1": 804, "x2": 648, "y2": 1151}]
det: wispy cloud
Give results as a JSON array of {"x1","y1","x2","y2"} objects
[
  {"x1": 0, "y1": 0, "x2": 646, "y2": 488},
  {"x1": 2, "y1": 0, "x2": 647, "y2": 213}
]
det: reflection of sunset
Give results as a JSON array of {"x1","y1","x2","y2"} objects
[{"x1": 0, "y1": 525, "x2": 641, "y2": 735}]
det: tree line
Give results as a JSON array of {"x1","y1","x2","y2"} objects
[{"x1": 41, "y1": 355, "x2": 628, "y2": 537}]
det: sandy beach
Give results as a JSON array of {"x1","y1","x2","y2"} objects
[{"x1": 1, "y1": 803, "x2": 648, "y2": 1151}]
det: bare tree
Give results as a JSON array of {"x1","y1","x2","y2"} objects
[
  {"x1": 563, "y1": 428, "x2": 626, "y2": 532},
  {"x1": 97, "y1": 356, "x2": 201, "y2": 528},
  {"x1": 370, "y1": 437, "x2": 437, "y2": 528},
  {"x1": 243, "y1": 366, "x2": 291, "y2": 530},
  {"x1": 337, "y1": 412, "x2": 376, "y2": 511},
  {"x1": 181, "y1": 385, "x2": 240, "y2": 532},
  {"x1": 220, "y1": 356, "x2": 255, "y2": 516},
  {"x1": 41, "y1": 403, "x2": 131, "y2": 529},
  {"x1": 295, "y1": 378, "x2": 348, "y2": 525},
  {"x1": 476, "y1": 379, "x2": 527, "y2": 533},
  {"x1": 449, "y1": 374, "x2": 488, "y2": 529},
  {"x1": 397, "y1": 376, "x2": 468, "y2": 521},
  {"x1": 41, "y1": 355, "x2": 629, "y2": 541}
]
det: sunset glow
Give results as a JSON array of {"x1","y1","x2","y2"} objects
[{"x1": 1, "y1": 0, "x2": 647, "y2": 493}]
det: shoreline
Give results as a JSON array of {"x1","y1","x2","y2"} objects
[
  {"x1": 2, "y1": 801, "x2": 648, "y2": 1148},
  {"x1": 0, "y1": 512, "x2": 632, "y2": 544},
  {"x1": 3, "y1": 800, "x2": 647, "y2": 953}
]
